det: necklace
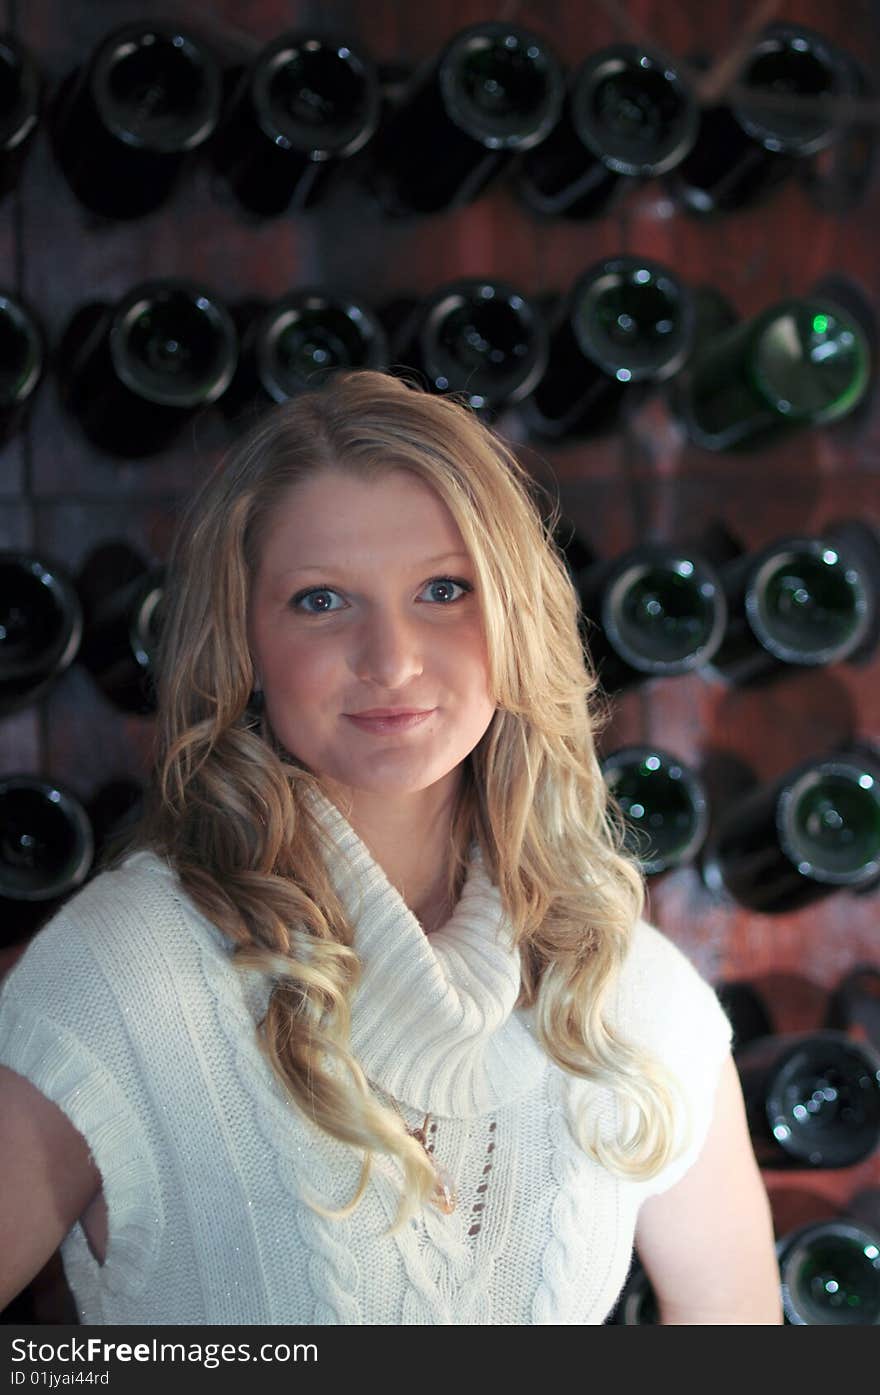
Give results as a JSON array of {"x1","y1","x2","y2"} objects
[{"x1": 375, "y1": 1086, "x2": 457, "y2": 1215}]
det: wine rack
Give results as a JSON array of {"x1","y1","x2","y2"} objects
[{"x1": 1, "y1": 0, "x2": 878, "y2": 1324}]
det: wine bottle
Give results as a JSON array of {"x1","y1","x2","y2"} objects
[
  {"x1": 826, "y1": 967, "x2": 880, "y2": 1053},
  {"x1": 715, "y1": 980, "x2": 774, "y2": 1052},
  {"x1": 0, "y1": 552, "x2": 83, "y2": 717},
  {"x1": 385, "y1": 278, "x2": 548, "y2": 416},
  {"x1": 705, "y1": 532, "x2": 874, "y2": 685},
  {"x1": 549, "y1": 517, "x2": 600, "y2": 597},
  {"x1": 517, "y1": 43, "x2": 699, "y2": 219},
  {"x1": 59, "y1": 278, "x2": 239, "y2": 457},
  {"x1": 801, "y1": 50, "x2": 876, "y2": 215},
  {"x1": 675, "y1": 297, "x2": 871, "y2": 451},
  {"x1": 223, "y1": 289, "x2": 389, "y2": 420},
  {"x1": 668, "y1": 24, "x2": 856, "y2": 216},
  {"x1": 0, "y1": 34, "x2": 42, "y2": 201},
  {"x1": 600, "y1": 745, "x2": 710, "y2": 876},
  {"x1": 608, "y1": 1257, "x2": 658, "y2": 1324},
  {"x1": 777, "y1": 1217, "x2": 880, "y2": 1324},
  {"x1": 366, "y1": 21, "x2": 564, "y2": 215},
  {"x1": 701, "y1": 749, "x2": 880, "y2": 913},
  {"x1": 736, "y1": 1030, "x2": 880, "y2": 1169},
  {"x1": 0, "y1": 775, "x2": 94, "y2": 947},
  {"x1": 76, "y1": 543, "x2": 164, "y2": 714},
  {"x1": 50, "y1": 21, "x2": 222, "y2": 219},
  {"x1": 520, "y1": 257, "x2": 695, "y2": 440},
  {"x1": 210, "y1": 33, "x2": 381, "y2": 216},
  {"x1": 87, "y1": 778, "x2": 145, "y2": 866},
  {"x1": 576, "y1": 543, "x2": 727, "y2": 691},
  {"x1": 0, "y1": 291, "x2": 45, "y2": 445}
]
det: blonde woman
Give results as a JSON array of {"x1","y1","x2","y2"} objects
[{"x1": 0, "y1": 371, "x2": 781, "y2": 1325}]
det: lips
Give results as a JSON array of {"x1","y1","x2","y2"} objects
[
  {"x1": 348, "y1": 708, "x2": 432, "y2": 718},
  {"x1": 346, "y1": 709, "x2": 435, "y2": 733}
]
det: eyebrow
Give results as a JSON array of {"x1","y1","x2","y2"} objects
[{"x1": 282, "y1": 550, "x2": 472, "y2": 577}]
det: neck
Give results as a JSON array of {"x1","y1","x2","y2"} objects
[{"x1": 317, "y1": 772, "x2": 463, "y2": 929}]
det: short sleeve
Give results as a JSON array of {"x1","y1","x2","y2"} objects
[
  {"x1": 615, "y1": 919, "x2": 734, "y2": 1199},
  {"x1": 0, "y1": 880, "x2": 165, "y2": 1297}
]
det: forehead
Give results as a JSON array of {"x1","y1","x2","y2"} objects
[{"x1": 256, "y1": 467, "x2": 465, "y2": 558}]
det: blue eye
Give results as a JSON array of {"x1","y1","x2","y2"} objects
[{"x1": 291, "y1": 577, "x2": 473, "y2": 615}]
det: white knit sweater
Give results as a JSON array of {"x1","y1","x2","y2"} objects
[{"x1": 0, "y1": 785, "x2": 732, "y2": 1325}]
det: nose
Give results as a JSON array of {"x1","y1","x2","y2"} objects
[{"x1": 351, "y1": 605, "x2": 425, "y2": 689}]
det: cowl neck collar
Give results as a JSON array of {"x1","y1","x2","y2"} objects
[{"x1": 302, "y1": 783, "x2": 547, "y2": 1117}]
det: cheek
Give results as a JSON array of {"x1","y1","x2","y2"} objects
[{"x1": 266, "y1": 641, "x2": 333, "y2": 697}]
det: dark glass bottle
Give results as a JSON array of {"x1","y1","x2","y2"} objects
[
  {"x1": 801, "y1": 51, "x2": 876, "y2": 215},
  {"x1": 607, "y1": 1252, "x2": 791, "y2": 1326},
  {"x1": 676, "y1": 297, "x2": 871, "y2": 451},
  {"x1": 826, "y1": 966, "x2": 880, "y2": 1053},
  {"x1": 715, "y1": 980, "x2": 774, "y2": 1052},
  {"x1": 576, "y1": 543, "x2": 727, "y2": 691},
  {"x1": 87, "y1": 777, "x2": 145, "y2": 867},
  {"x1": 600, "y1": 745, "x2": 710, "y2": 876},
  {"x1": 0, "y1": 775, "x2": 94, "y2": 947},
  {"x1": 50, "y1": 21, "x2": 222, "y2": 219},
  {"x1": 0, "y1": 291, "x2": 45, "y2": 446},
  {"x1": 736, "y1": 1030, "x2": 880, "y2": 1169},
  {"x1": 223, "y1": 289, "x2": 388, "y2": 421},
  {"x1": 520, "y1": 257, "x2": 695, "y2": 440},
  {"x1": 0, "y1": 552, "x2": 82, "y2": 716},
  {"x1": 0, "y1": 34, "x2": 42, "y2": 201},
  {"x1": 59, "y1": 278, "x2": 239, "y2": 457},
  {"x1": 706, "y1": 533, "x2": 874, "y2": 685},
  {"x1": 777, "y1": 1218, "x2": 880, "y2": 1324},
  {"x1": 76, "y1": 543, "x2": 164, "y2": 714},
  {"x1": 211, "y1": 33, "x2": 381, "y2": 216},
  {"x1": 367, "y1": 21, "x2": 564, "y2": 215},
  {"x1": 608, "y1": 1257, "x2": 658, "y2": 1324},
  {"x1": 385, "y1": 278, "x2": 548, "y2": 416},
  {"x1": 550, "y1": 516, "x2": 599, "y2": 593},
  {"x1": 668, "y1": 24, "x2": 856, "y2": 216},
  {"x1": 517, "y1": 43, "x2": 699, "y2": 218},
  {"x1": 701, "y1": 750, "x2": 880, "y2": 913}
]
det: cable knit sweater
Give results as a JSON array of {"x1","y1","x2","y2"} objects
[{"x1": 0, "y1": 784, "x2": 732, "y2": 1325}]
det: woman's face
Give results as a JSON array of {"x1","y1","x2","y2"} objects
[{"x1": 247, "y1": 466, "x2": 497, "y2": 799}]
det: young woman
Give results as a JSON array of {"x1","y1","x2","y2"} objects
[{"x1": 0, "y1": 370, "x2": 782, "y2": 1324}]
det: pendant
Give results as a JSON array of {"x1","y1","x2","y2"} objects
[{"x1": 429, "y1": 1159, "x2": 458, "y2": 1215}]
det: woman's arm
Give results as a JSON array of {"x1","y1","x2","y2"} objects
[
  {"x1": 0, "y1": 1064, "x2": 102, "y2": 1309},
  {"x1": 634, "y1": 1053, "x2": 784, "y2": 1324}
]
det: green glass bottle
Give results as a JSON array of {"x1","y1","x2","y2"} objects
[
  {"x1": 668, "y1": 24, "x2": 856, "y2": 217},
  {"x1": 366, "y1": 21, "x2": 564, "y2": 215},
  {"x1": 677, "y1": 298, "x2": 870, "y2": 451},
  {"x1": 387, "y1": 277, "x2": 549, "y2": 417},
  {"x1": 600, "y1": 745, "x2": 709, "y2": 875},
  {"x1": 701, "y1": 750, "x2": 880, "y2": 912},
  {"x1": 516, "y1": 42, "x2": 699, "y2": 219},
  {"x1": 522, "y1": 256, "x2": 695, "y2": 440},
  {"x1": 0, "y1": 775, "x2": 94, "y2": 947},
  {"x1": 60, "y1": 277, "x2": 239, "y2": 457},
  {"x1": 577, "y1": 543, "x2": 727, "y2": 691},
  {"x1": 0, "y1": 552, "x2": 82, "y2": 716},
  {"x1": 707, "y1": 533, "x2": 873, "y2": 684},
  {"x1": 223, "y1": 289, "x2": 389, "y2": 421},
  {"x1": 737, "y1": 1030, "x2": 880, "y2": 1170},
  {"x1": 777, "y1": 1219, "x2": 880, "y2": 1324}
]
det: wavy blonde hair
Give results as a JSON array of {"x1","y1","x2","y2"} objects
[{"x1": 138, "y1": 369, "x2": 683, "y2": 1233}]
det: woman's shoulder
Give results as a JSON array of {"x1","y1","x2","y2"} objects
[
  {"x1": 614, "y1": 917, "x2": 733, "y2": 1057},
  {"x1": 3, "y1": 848, "x2": 229, "y2": 996},
  {"x1": 621, "y1": 917, "x2": 718, "y2": 992}
]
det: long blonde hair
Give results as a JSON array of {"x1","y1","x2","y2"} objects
[{"x1": 139, "y1": 370, "x2": 682, "y2": 1232}]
